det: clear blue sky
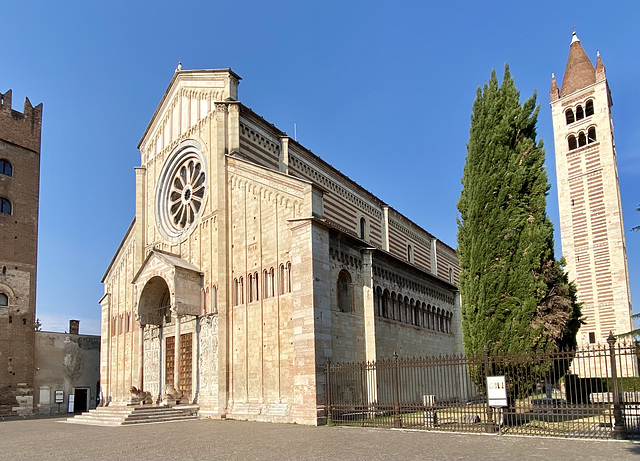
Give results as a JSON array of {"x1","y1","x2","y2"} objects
[{"x1": 2, "y1": 1, "x2": 639, "y2": 335}]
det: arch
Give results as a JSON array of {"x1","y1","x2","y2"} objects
[
  {"x1": 407, "y1": 245, "x2": 413, "y2": 263},
  {"x1": 286, "y1": 261, "x2": 292, "y2": 293},
  {"x1": 578, "y1": 132, "x2": 587, "y2": 147},
  {"x1": 565, "y1": 108, "x2": 574, "y2": 125},
  {"x1": 448, "y1": 267, "x2": 454, "y2": 284},
  {"x1": 0, "y1": 159, "x2": 12, "y2": 177},
  {"x1": 0, "y1": 293, "x2": 7, "y2": 306},
  {"x1": 568, "y1": 135, "x2": 577, "y2": 151},
  {"x1": 138, "y1": 276, "x2": 171, "y2": 325},
  {"x1": 0, "y1": 197, "x2": 11, "y2": 215},
  {"x1": 404, "y1": 296, "x2": 410, "y2": 323},
  {"x1": 576, "y1": 105, "x2": 584, "y2": 120},
  {"x1": 337, "y1": 269, "x2": 353, "y2": 313},
  {"x1": 383, "y1": 289, "x2": 391, "y2": 319},
  {"x1": 585, "y1": 99, "x2": 594, "y2": 117},
  {"x1": 588, "y1": 126, "x2": 597, "y2": 143},
  {"x1": 360, "y1": 217, "x2": 366, "y2": 239},
  {"x1": 278, "y1": 264, "x2": 285, "y2": 295}
]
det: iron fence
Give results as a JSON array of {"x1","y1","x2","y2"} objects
[{"x1": 325, "y1": 335, "x2": 640, "y2": 439}]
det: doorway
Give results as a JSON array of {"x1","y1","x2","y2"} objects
[{"x1": 74, "y1": 388, "x2": 88, "y2": 413}]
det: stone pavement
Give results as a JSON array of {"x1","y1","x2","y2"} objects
[{"x1": 0, "y1": 417, "x2": 638, "y2": 461}]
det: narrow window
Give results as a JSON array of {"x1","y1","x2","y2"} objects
[
  {"x1": 0, "y1": 159, "x2": 12, "y2": 177},
  {"x1": 269, "y1": 268, "x2": 275, "y2": 297},
  {"x1": 279, "y1": 264, "x2": 285, "y2": 295},
  {"x1": 337, "y1": 270, "x2": 353, "y2": 313},
  {"x1": 248, "y1": 274, "x2": 254, "y2": 302},
  {"x1": 239, "y1": 277, "x2": 244, "y2": 304},
  {"x1": 233, "y1": 278, "x2": 239, "y2": 306},
  {"x1": 0, "y1": 293, "x2": 8, "y2": 306},
  {"x1": 263, "y1": 270, "x2": 269, "y2": 298},
  {"x1": 578, "y1": 132, "x2": 587, "y2": 147},
  {"x1": 565, "y1": 109, "x2": 575, "y2": 125},
  {"x1": 211, "y1": 285, "x2": 217, "y2": 313},
  {"x1": 576, "y1": 105, "x2": 584, "y2": 120},
  {"x1": 448, "y1": 267, "x2": 453, "y2": 284},
  {"x1": 0, "y1": 197, "x2": 11, "y2": 215},
  {"x1": 359, "y1": 217, "x2": 366, "y2": 239},
  {"x1": 589, "y1": 332, "x2": 596, "y2": 344},
  {"x1": 9, "y1": 315, "x2": 12, "y2": 323},
  {"x1": 585, "y1": 99, "x2": 594, "y2": 117},
  {"x1": 286, "y1": 262, "x2": 292, "y2": 293},
  {"x1": 407, "y1": 245, "x2": 413, "y2": 262},
  {"x1": 254, "y1": 273, "x2": 259, "y2": 301},
  {"x1": 568, "y1": 135, "x2": 577, "y2": 150},
  {"x1": 588, "y1": 127, "x2": 597, "y2": 143}
]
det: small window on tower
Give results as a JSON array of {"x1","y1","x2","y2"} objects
[
  {"x1": 576, "y1": 105, "x2": 584, "y2": 120},
  {"x1": 578, "y1": 132, "x2": 587, "y2": 147},
  {"x1": 0, "y1": 197, "x2": 11, "y2": 215},
  {"x1": 0, "y1": 293, "x2": 8, "y2": 306},
  {"x1": 565, "y1": 109, "x2": 575, "y2": 125},
  {"x1": 588, "y1": 127, "x2": 597, "y2": 143},
  {"x1": 0, "y1": 159, "x2": 12, "y2": 177},
  {"x1": 585, "y1": 99, "x2": 594, "y2": 117},
  {"x1": 568, "y1": 135, "x2": 577, "y2": 150},
  {"x1": 589, "y1": 332, "x2": 596, "y2": 344}
]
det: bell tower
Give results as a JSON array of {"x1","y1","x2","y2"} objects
[{"x1": 550, "y1": 32, "x2": 633, "y2": 348}]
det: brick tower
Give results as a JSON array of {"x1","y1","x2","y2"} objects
[
  {"x1": 550, "y1": 33, "x2": 633, "y2": 350},
  {"x1": 0, "y1": 89, "x2": 42, "y2": 413}
]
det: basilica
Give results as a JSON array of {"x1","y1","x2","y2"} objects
[{"x1": 100, "y1": 68, "x2": 462, "y2": 424}]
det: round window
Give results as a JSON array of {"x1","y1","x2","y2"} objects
[{"x1": 155, "y1": 140, "x2": 207, "y2": 242}]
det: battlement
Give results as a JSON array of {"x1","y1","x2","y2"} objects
[{"x1": 0, "y1": 89, "x2": 43, "y2": 154}]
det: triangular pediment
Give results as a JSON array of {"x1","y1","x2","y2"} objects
[{"x1": 138, "y1": 68, "x2": 241, "y2": 155}]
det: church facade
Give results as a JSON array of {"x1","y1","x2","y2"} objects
[{"x1": 101, "y1": 68, "x2": 462, "y2": 424}]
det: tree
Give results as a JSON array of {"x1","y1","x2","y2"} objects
[{"x1": 457, "y1": 65, "x2": 582, "y2": 396}]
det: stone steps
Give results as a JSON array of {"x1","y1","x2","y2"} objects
[{"x1": 66, "y1": 404, "x2": 199, "y2": 426}]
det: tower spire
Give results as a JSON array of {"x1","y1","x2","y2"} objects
[{"x1": 559, "y1": 31, "x2": 595, "y2": 97}]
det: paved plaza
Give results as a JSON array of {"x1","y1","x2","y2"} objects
[{"x1": 0, "y1": 416, "x2": 638, "y2": 461}]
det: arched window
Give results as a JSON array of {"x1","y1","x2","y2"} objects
[
  {"x1": 0, "y1": 197, "x2": 11, "y2": 215},
  {"x1": 0, "y1": 159, "x2": 12, "y2": 177},
  {"x1": 360, "y1": 217, "x2": 366, "y2": 239},
  {"x1": 286, "y1": 262, "x2": 292, "y2": 293},
  {"x1": 565, "y1": 109, "x2": 575, "y2": 125},
  {"x1": 576, "y1": 105, "x2": 584, "y2": 120},
  {"x1": 279, "y1": 264, "x2": 285, "y2": 295},
  {"x1": 578, "y1": 132, "x2": 587, "y2": 147},
  {"x1": 404, "y1": 296, "x2": 410, "y2": 323},
  {"x1": 337, "y1": 270, "x2": 353, "y2": 312},
  {"x1": 233, "y1": 278, "x2": 239, "y2": 306},
  {"x1": 268, "y1": 268, "x2": 275, "y2": 297},
  {"x1": 248, "y1": 274, "x2": 255, "y2": 302},
  {"x1": 263, "y1": 270, "x2": 269, "y2": 298},
  {"x1": 588, "y1": 127, "x2": 597, "y2": 143},
  {"x1": 585, "y1": 99, "x2": 594, "y2": 117},
  {"x1": 407, "y1": 245, "x2": 413, "y2": 262},
  {"x1": 449, "y1": 267, "x2": 454, "y2": 284},
  {"x1": 0, "y1": 293, "x2": 8, "y2": 307},
  {"x1": 568, "y1": 135, "x2": 577, "y2": 150},
  {"x1": 383, "y1": 290, "x2": 390, "y2": 319},
  {"x1": 238, "y1": 277, "x2": 244, "y2": 304},
  {"x1": 211, "y1": 285, "x2": 217, "y2": 313}
]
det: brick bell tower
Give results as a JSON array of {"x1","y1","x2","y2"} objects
[
  {"x1": 550, "y1": 32, "x2": 633, "y2": 349},
  {"x1": 0, "y1": 89, "x2": 42, "y2": 414}
]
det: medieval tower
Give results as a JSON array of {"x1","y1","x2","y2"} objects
[
  {"x1": 550, "y1": 32, "x2": 633, "y2": 348},
  {"x1": 0, "y1": 89, "x2": 42, "y2": 413}
]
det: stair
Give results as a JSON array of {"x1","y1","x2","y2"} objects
[{"x1": 66, "y1": 404, "x2": 199, "y2": 426}]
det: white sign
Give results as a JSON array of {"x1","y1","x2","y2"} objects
[{"x1": 487, "y1": 375, "x2": 507, "y2": 407}]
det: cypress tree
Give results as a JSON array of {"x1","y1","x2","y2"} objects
[{"x1": 457, "y1": 65, "x2": 582, "y2": 371}]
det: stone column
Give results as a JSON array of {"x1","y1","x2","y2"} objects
[
  {"x1": 138, "y1": 321, "x2": 145, "y2": 391},
  {"x1": 174, "y1": 314, "x2": 181, "y2": 391}
]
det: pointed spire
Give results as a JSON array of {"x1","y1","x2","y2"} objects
[
  {"x1": 595, "y1": 50, "x2": 606, "y2": 81},
  {"x1": 559, "y1": 31, "x2": 596, "y2": 97},
  {"x1": 550, "y1": 73, "x2": 559, "y2": 102}
]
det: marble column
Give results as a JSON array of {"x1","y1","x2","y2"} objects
[{"x1": 174, "y1": 314, "x2": 181, "y2": 391}]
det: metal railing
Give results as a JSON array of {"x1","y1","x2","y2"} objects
[{"x1": 325, "y1": 335, "x2": 640, "y2": 439}]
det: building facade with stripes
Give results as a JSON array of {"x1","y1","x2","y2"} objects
[{"x1": 100, "y1": 68, "x2": 462, "y2": 424}]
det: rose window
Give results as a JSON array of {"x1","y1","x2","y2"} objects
[
  {"x1": 155, "y1": 141, "x2": 207, "y2": 242},
  {"x1": 169, "y1": 159, "x2": 205, "y2": 229}
]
